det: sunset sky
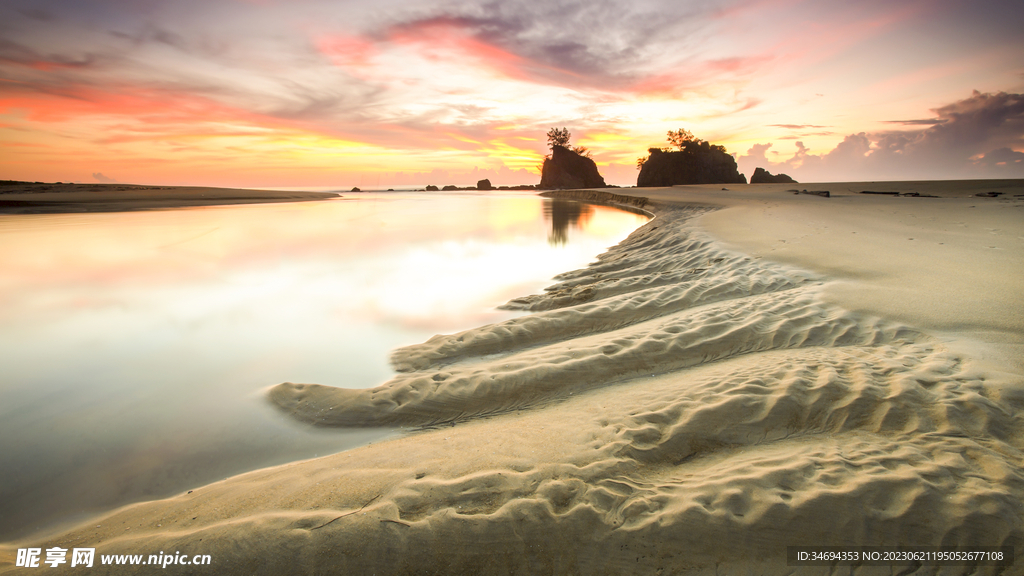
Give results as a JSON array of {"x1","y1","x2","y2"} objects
[{"x1": 1, "y1": 0, "x2": 1022, "y2": 187}]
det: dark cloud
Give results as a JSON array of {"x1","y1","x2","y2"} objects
[
  {"x1": 918, "y1": 90, "x2": 1024, "y2": 151},
  {"x1": 107, "y1": 24, "x2": 235, "y2": 60},
  {"x1": 0, "y1": 38, "x2": 98, "y2": 69},
  {"x1": 739, "y1": 90, "x2": 1024, "y2": 181},
  {"x1": 370, "y1": 0, "x2": 736, "y2": 92},
  {"x1": 882, "y1": 119, "x2": 946, "y2": 126},
  {"x1": 107, "y1": 26, "x2": 190, "y2": 52},
  {"x1": 973, "y1": 147, "x2": 1024, "y2": 176}
]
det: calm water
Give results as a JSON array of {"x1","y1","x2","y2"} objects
[{"x1": 0, "y1": 192, "x2": 648, "y2": 540}]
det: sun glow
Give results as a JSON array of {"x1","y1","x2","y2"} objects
[{"x1": 1, "y1": 1, "x2": 1021, "y2": 185}]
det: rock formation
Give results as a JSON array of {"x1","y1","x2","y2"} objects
[
  {"x1": 539, "y1": 145, "x2": 607, "y2": 190},
  {"x1": 636, "y1": 143, "x2": 746, "y2": 187},
  {"x1": 750, "y1": 167, "x2": 797, "y2": 184},
  {"x1": 476, "y1": 179, "x2": 493, "y2": 190}
]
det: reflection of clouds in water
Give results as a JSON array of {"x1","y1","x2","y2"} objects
[{"x1": 543, "y1": 199, "x2": 594, "y2": 246}]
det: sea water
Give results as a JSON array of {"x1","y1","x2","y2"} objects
[{"x1": 0, "y1": 191, "x2": 648, "y2": 540}]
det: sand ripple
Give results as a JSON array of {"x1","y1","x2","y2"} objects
[
  {"x1": 258, "y1": 198, "x2": 1022, "y2": 572},
  {"x1": 9, "y1": 194, "x2": 1021, "y2": 575},
  {"x1": 272, "y1": 206, "x2": 917, "y2": 428}
]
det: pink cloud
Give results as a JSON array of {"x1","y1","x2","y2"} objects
[
  {"x1": 315, "y1": 35, "x2": 377, "y2": 68},
  {"x1": 628, "y1": 56, "x2": 772, "y2": 99},
  {"x1": 0, "y1": 83, "x2": 267, "y2": 127},
  {"x1": 382, "y1": 17, "x2": 577, "y2": 85}
]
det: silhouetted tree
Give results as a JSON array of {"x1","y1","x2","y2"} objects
[
  {"x1": 638, "y1": 129, "x2": 718, "y2": 169},
  {"x1": 571, "y1": 145, "x2": 592, "y2": 158},
  {"x1": 667, "y1": 128, "x2": 699, "y2": 150},
  {"x1": 544, "y1": 128, "x2": 592, "y2": 158},
  {"x1": 547, "y1": 127, "x2": 571, "y2": 149}
]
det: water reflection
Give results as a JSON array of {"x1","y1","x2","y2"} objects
[
  {"x1": 0, "y1": 192, "x2": 648, "y2": 540},
  {"x1": 543, "y1": 199, "x2": 594, "y2": 246}
]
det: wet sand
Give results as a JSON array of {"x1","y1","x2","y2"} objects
[
  {"x1": 1, "y1": 181, "x2": 1022, "y2": 575},
  {"x1": 0, "y1": 182, "x2": 338, "y2": 214}
]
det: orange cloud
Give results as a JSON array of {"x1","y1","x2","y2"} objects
[{"x1": 479, "y1": 138, "x2": 544, "y2": 172}]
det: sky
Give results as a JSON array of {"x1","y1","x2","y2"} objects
[{"x1": 1, "y1": 0, "x2": 1022, "y2": 187}]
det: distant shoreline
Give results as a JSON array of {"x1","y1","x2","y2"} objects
[
  {"x1": 0, "y1": 182, "x2": 339, "y2": 214},
  {"x1": 4, "y1": 178, "x2": 1022, "y2": 215}
]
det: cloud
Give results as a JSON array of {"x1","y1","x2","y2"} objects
[
  {"x1": 973, "y1": 147, "x2": 1024, "y2": 176},
  {"x1": 376, "y1": 2, "x2": 650, "y2": 85},
  {"x1": 769, "y1": 124, "x2": 830, "y2": 129},
  {"x1": 349, "y1": 0, "x2": 757, "y2": 94},
  {"x1": 738, "y1": 90, "x2": 1024, "y2": 181},
  {"x1": 882, "y1": 119, "x2": 946, "y2": 126},
  {"x1": 0, "y1": 37, "x2": 98, "y2": 71},
  {"x1": 4, "y1": 1, "x2": 1021, "y2": 186},
  {"x1": 92, "y1": 172, "x2": 117, "y2": 183}
]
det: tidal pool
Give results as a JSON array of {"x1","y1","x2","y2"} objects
[{"x1": 0, "y1": 191, "x2": 647, "y2": 540}]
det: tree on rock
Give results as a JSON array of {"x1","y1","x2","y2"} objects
[
  {"x1": 539, "y1": 128, "x2": 606, "y2": 189},
  {"x1": 667, "y1": 128, "x2": 698, "y2": 150},
  {"x1": 547, "y1": 127, "x2": 571, "y2": 149},
  {"x1": 636, "y1": 129, "x2": 746, "y2": 186},
  {"x1": 546, "y1": 127, "x2": 592, "y2": 158}
]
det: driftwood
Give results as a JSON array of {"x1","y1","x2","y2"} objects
[{"x1": 789, "y1": 189, "x2": 830, "y2": 198}]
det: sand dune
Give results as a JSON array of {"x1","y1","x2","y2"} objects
[{"x1": 2, "y1": 183, "x2": 1022, "y2": 575}]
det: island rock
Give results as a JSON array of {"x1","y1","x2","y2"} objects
[
  {"x1": 750, "y1": 167, "x2": 797, "y2": 184},
  {"x1": 539, "y1": 145, "x2": 607, "y2": 190},
  {"x1": 637, "y1": 144, "x2": 746, "y2": 187},
  {"x1": 476, "y1": 179, "x2": 493, "y2": 190}
]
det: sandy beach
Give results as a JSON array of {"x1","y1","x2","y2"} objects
[
  {"x1": 2, "y1": 181, "x2": 1022, "y2": 575},
  {"x1": 0, "y1": 182, "x2": 338, "y2": 214}
]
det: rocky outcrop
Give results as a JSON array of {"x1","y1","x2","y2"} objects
[
  {"x1": 637, "y1": 144, "x2": 746, "y2": 187},
  {"x1": 425, "y1": 185, "x2": 439, "y2": 191},
  {"x1": 476, "y1": 179, "x2": 493, "y2": 190},
  {"x1": 750, "y1": 167, "x2": 797, "y2": 184},
  {"x1": 539, "y1": 145, "x2": 607, "y2": 189}
]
